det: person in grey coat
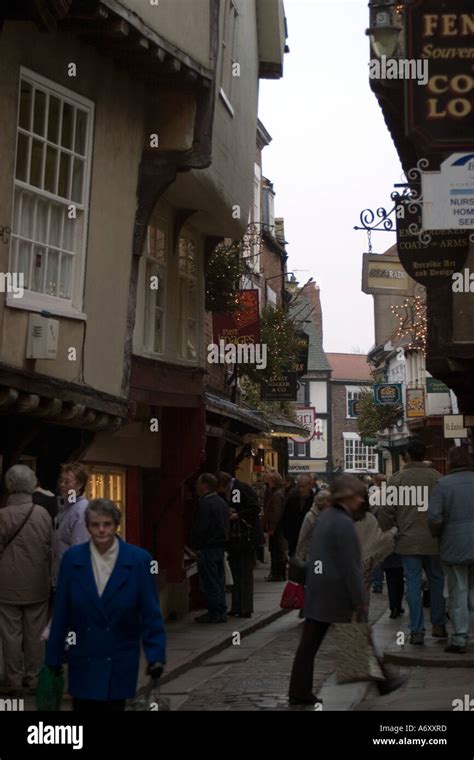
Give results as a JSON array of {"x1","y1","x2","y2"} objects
[
  {"x1": 288, "y1": 475, "x2": 405, "y2": 706},
  {"x1": 0, "y1": 465, "x2": 52, "y2": 696},
  {"x1": 428, "y1": 446, "x2": 474, "y2": 654}
]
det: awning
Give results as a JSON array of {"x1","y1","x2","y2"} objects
[
  {"x1": 205, "y1": 392, "x2": 269, "y2": 433},
  {"x1": 262, "y1": 412, "x2": 308, "y2": 438}
]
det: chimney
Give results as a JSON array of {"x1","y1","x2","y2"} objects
[
  {"x1": 274, "y1": 217, "x2": 285, "y2": 243},
  {"x1": 302, "y1": 281, "x2": 324, "y2": 341}
]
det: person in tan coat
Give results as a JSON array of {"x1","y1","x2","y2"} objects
[{"x1": 0, "y1": 465, "x2": 53, "y2": 696}]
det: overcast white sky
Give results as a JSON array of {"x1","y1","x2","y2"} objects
[{"x1": 259, "y1": 0, "x2": 402, "y2": 354}]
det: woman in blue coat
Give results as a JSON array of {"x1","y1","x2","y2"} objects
[{"x1": 45, "y1": 498, "x2": 166, "y2": 712}]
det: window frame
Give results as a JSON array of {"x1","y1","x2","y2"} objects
[
  {"x1": 177, "y1": 228, "x2": 199, "y2": 364},
  {"x1": 143, "y1": 218, "x2": 168, "y2": 357},
  {"x1": 343, "y1": 436, "x2": 378, "y2": 472},
  {"x1": 8, "y1": 67, "x2": 94, "y2": 319},
  {"x1": 346, "y1": 385, "x2": 363, "y2": 419},
  {"x1": 219, "y1": 0, "x2": 240, "y2": 116}
]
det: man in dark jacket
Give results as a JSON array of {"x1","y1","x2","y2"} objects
[
  {"x1": 217, "y1": 472, "x2": 259, "y2": 618},
  {"x1": 428, "y1": 446, "x2": 474, "y2": 654},
  {"x1": 192, "y1": 473, "x2": 230, "y2": 624},
  {"x1": 262, "y1": 472, "x2": 287, "y2": 581},
  {"x1": 281, "y1": 474, "x2": 314, "y2": 557}
]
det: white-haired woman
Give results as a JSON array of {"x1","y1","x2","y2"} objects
[{"x1": 0, "y1": 465, "x2": 53, "y2": 696}]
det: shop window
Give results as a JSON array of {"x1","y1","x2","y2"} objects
[{"x1": 86, "y1": 467, "x2": 126, "y2": 537}]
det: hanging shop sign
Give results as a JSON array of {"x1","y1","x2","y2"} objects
[
  {"x1": 260, "y1": 372, "x2": 298, "y2": 401},
  {"x1": 422, "y1": 153, "x2": 474, "y2": 231},
  {"x1": 406, "y1": 387, "x2": 426, "y2": 418},
  {"x1": 212, "y1": 289, "x2": 260, "y2": 345},
  {"x1": 373, "y1": 383, "x2": 403, "y2": 406},
  {"x1": 406, "y1": 1, "x2": 474, "y2": 150},
  {"x1": 289, "y1": 331, "x2": 309, "y2": 376},
  {"x1": 362, "y1": 253, "x2": 412, "y2": 296},
  {"x1": 426, "y1": 377, "x2": 450, "y2": 394},
  {"x1": 395, "y1": 197, "x2": 469, "y2": 287},
  {"x1": 291, "y1": 407, "x2": 316, "y2": 444},
  {"x1": 444, "y1": 414, "x2": 468, "y2": 438}
]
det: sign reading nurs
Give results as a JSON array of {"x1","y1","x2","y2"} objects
[{"x1": 406, "y1": 3, "x2": 474, "y2": 150}]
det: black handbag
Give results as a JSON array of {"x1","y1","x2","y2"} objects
[
  {"x1": 288, "y1": 556, "x2": 307, "y2": 585},
  {"x1": 228, "y1": 517, "x2": 254, "y2": 551}
]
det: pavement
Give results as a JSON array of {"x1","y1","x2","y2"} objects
[{"x1": 4, "y1": 567, "x2": 474, "y2": 712}]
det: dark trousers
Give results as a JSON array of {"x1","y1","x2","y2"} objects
[
  {"x1": 229, "y1": 549, "x2": 255, "y2": 615},
  {"x1": 198, "y1": 545, "x2": 227, "y2": 619},
  {"x1": 289, "y1": 619, "x2": 330, "y2": 699},
  {"x1": 269, "y1": 530, "x2": 287, "y2": 579},
  {"x1": 385, "y1": 567, "x2": 405, "y2": 612},
  {"x1": 73, "y1": 698, "x2": 125, "y2": 712}
]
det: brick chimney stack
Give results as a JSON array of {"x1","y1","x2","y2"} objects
[{"x1": 301, "y1": 281, "x2": 323, "y2": 341}]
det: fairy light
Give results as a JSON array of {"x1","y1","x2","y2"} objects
[{"x1": 390, "y1": 295, "x2": 427, "y2": 355}]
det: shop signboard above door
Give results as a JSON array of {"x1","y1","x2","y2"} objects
[
  {"x1": 422, "y1": 153, "x2": 474, "y2": 232},
  {"x1": 260, "y1": 372, "x2": 298, "y2": 401},
  {"x1": 405, "y1": 1, "x2": 474, "y2": 151},
  {"x1": 395, "y1": 196, "x2": 469, "y2": 287},
  {"x1": 212, "y1": 289, "x2": 260, "y2": 344},
  {"x1": 373, "y1": 383, "x2": 403, "y2": 406}
]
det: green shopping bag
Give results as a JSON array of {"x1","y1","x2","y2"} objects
[{"x1": 36, "y1": 666, "x2": 64, "y2": 711}]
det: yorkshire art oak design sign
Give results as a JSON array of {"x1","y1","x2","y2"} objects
[
  {"x1": 395, "y1": 196, "x2": 469, "y2": 287},
  {"x1": 406, "y1": 3, "x2": 474, "y2": 149}
]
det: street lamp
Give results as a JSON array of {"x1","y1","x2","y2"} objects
[{"x1": 366, "y1": 0, "x2": 404, "y2": 59}]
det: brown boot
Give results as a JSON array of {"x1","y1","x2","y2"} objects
[{"x1": 432, "y1": 624, "x2": 448, "y2": 638}]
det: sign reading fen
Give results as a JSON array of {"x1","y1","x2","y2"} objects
[
  {"x1": 395, "y1": 197, "x2": 469, "y2": 287},
  {"x1": 406, "y1": 3, "x2": 474, "y2": 150},
  {"x1": 373, "y1": 383, "x2": 403, "y2": 406}
]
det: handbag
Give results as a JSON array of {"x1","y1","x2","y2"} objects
[
  {"x1": 125, "y1": 678, "x2": 170, "y2": 711},
  {"x1": 288, "y1": 557, "x2": 307, "y2": 585},
  {"x1": 228, "y1": 517, "x2": 254, "y2": 552},
  {"x1": 334, "y1": 623, "x2": 385, "y2": 684},
  {"x1": 280, "y1": 580, "x2": 305, "y2": 610},
  {"x1": 35, "y1": 665, "x2": 64, "y2": 711}
]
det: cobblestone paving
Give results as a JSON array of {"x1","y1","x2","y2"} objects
[
  {"x1": 177, "y1": 596, "x2": 388, "y2": 712},
  {"x1": 178, "y1": 620, "x2": 336, "y2": 711}
]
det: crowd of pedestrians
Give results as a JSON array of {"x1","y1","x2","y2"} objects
[{"x1": 0, "y1": 439, "x2": 473, "y2": 710}]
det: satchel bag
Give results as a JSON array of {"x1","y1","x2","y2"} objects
[
  {"x1": 280, "y1": 580, "x2": 305, "y2": 610},
  {"x1": 228, "y1": 517, "x2": 254, "y2": 552},
  {"x1": 334, "y1": 622, "x2": 385, "y2": 684},
  {"x1": 125, "y1": 678, "x2": 170, "y2": 711}
]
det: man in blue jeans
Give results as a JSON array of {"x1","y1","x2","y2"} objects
[
  {"x1": 192, "y1": 473, "x2": 230, "y2": 624},
  {"x1": 379, "y1": 439, "x2": 447, "y2": 645},
  {"x1": 428, "y1": 446, "x2": 474, "y2": 654}
]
